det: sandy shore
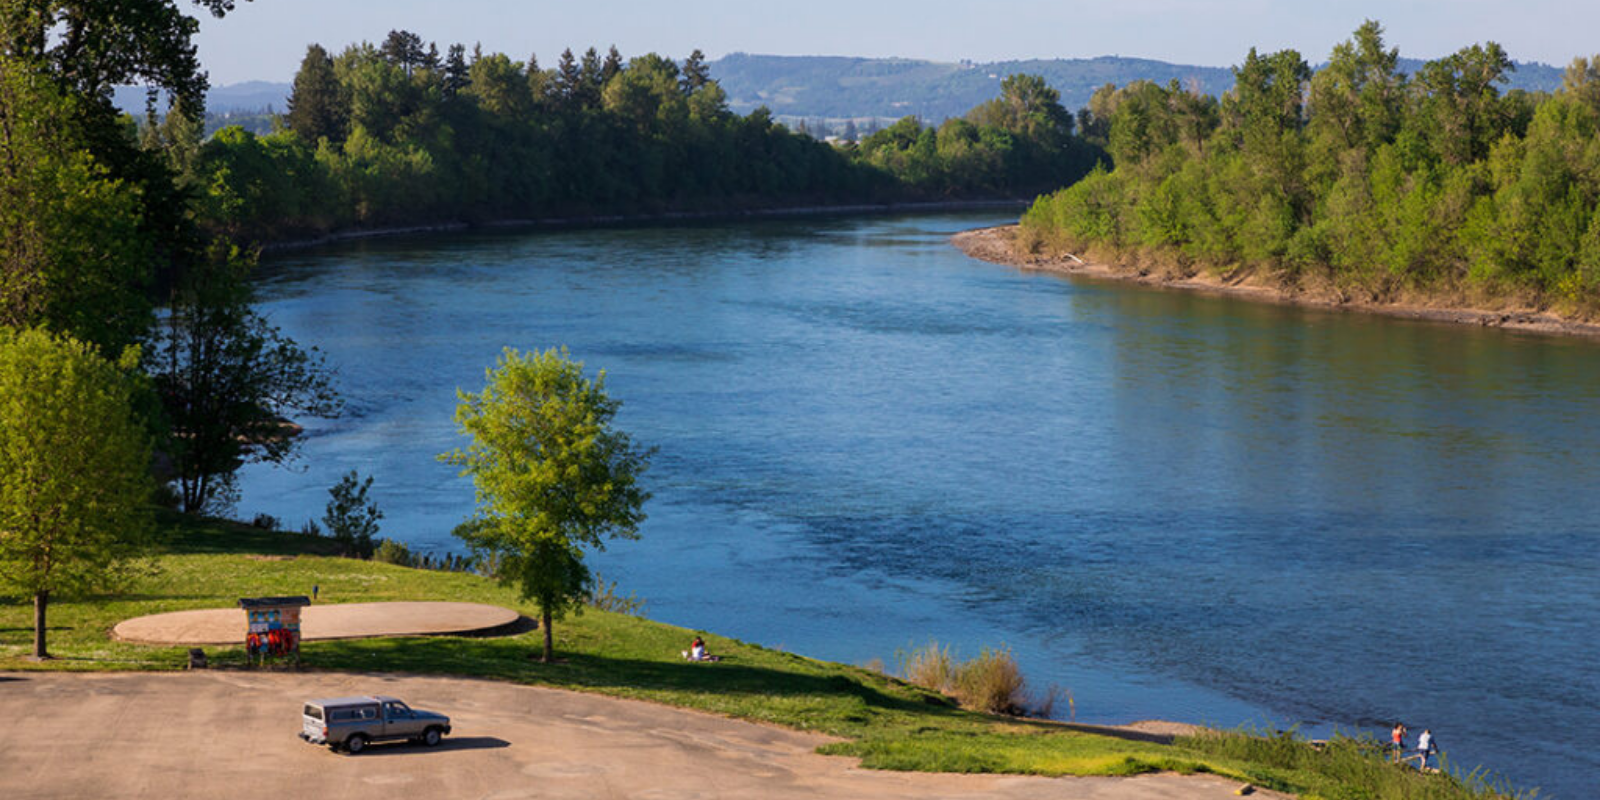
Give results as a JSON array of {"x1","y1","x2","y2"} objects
[{"x1": 954, "y1": 225, "x2": 1600, "y2": 339}]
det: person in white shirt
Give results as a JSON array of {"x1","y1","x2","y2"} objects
[{"x1": 1416, "y1": 729, "x2": 1437, "y2": 770}]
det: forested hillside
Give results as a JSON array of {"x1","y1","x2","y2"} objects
[
  {"x1": 708, "y1": 53, "x2": 1562, "y2": 124},
  {"x1": 1020, "y1": 22, "x2": 1600, "y2": 311},
  {"x1": 173, "y1": 34, "x2": 1102, "y2": 243}
]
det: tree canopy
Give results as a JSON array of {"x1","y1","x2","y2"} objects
[
  {"x1": 442, "y1": 347, "x2": 651, "y2": 662},
  {"x1": 0, "y1": 328, "x2": 153, "y2": 658},
  {"x1": 0, "y1": 58, "x2": 156, "y2": 354},
  {"x1": 1022, "y1": 21, "x2": 1600, "y2": 308},
  {"x1": 189, "y1": 35, "x2": 1103, "y2": 243}
]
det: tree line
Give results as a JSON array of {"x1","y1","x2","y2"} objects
[
  {"x1": 1021, "y1": 21, "x2": 1600, "y2": 309},
  {"x1": 1, "y1": 0, "x2": 336, "y2": 657},
  {"x1": 173, "y1": 32, "x2": 1102, "y2": 243},
  {"x1": 0, "y1": 4, "x2": 1099, "y2": 658}
]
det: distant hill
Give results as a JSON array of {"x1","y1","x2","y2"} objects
[
  {"x1": 112, "y1": 81, "x2": 290, "y2": 116},
  {"x1": 109, "y1": 56, "x2": 1564, "y2": 126},
  {"x1": 708, "y1": 53, "x2": 1566, "y2": 122}
]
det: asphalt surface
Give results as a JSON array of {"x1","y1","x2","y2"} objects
[{"x1": 0, "y1": 672, "x2": 1272, "y2": 799}]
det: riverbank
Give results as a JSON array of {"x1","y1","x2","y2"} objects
[
  {"x1": 955, "y1": 225, "x2": 1600, "y2": 340},
  {"x1": 0, "y1": 512, "x2": 1504, "y2": 799},
  {"x1": 261, "y1": 199, "x2": 1029, "y2": 253}
]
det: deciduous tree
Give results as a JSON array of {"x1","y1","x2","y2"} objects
[
  {"x1": 150, "y1": 246, "x2": 340, "y2": 513},
  {"x1": 441, "y1": 347, "x2": 651, "y2": 662},
  {"x1": 0, "y1": 328, "x2": 154, "y2": 659},
  {"x1": 0, "y1": 57, "x2": 156, "y2": 354}
]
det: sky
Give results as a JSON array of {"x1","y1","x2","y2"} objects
[{"x1": 192, "y1": 0, "x2": 1594, "y2": 86}]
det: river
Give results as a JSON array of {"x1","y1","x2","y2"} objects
[{"x1": 239, "y1": 211, "x2": 1600, "y2": 796}]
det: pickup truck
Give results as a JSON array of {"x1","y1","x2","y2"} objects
[{"x1": 299, "y1": 695, "x2": 451, "y2": 754}]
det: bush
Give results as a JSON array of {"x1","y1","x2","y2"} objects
[
  {"x1": 894, "y1": 642, "x2": 1042, "y2": 716},
  {"x1": 952, "y1": 647, "x2": 1026, "y2": 715},
  {"x1": 586, "y1": 572, "x2": 646, "y2": 615},
  {"x1": 372, "y1": 538, "x2": 413, "y2": 567},
  {"x1": 323, "y1": 470, "x2": 381, "y2": 558},
  {"x1": 898, "y1": 641, "x2": 956, "y2": 696}
]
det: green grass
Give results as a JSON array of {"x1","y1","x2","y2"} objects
[{"x1": 0, "y1": 511, "x2": 1528, "y2": 799}]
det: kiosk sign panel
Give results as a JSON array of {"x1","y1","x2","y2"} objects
[{"x1": 238, "y1": 596, "x2": 310, "y2": 663}]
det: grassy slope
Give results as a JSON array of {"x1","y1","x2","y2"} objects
[{"x1": 0, "y1": 512, "x2": 1512, "y2": 799}]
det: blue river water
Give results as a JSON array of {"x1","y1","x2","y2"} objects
[{"x1": 239, "y1": 212, "x2": 1600, "y2": 796}]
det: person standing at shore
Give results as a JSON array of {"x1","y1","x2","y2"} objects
[
  {"x1": 1390, "y1": 723, "x2": 1407, "y2": 761},
  {"x1": 1417, "y1": 729, "x2": 1437, "y2": 770}
]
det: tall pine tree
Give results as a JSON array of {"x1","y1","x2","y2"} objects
[{"x1": 285, "y1": 44, "x2": 348, "y2": 144}]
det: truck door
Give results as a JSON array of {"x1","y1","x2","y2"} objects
[{"x1": 383, "y1": 700, "x2": 419, "y2": 737}]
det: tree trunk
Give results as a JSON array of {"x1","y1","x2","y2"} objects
[
  {"x1": 541, "y1": 607, "x2": 554, "y2": 662},
  {"x1": 32, "y1": 591, "x2": 49, "y2": 659}
]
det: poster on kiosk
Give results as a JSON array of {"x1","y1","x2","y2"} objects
[{"x1": 239, "y1": 596, "x2": 310, "y2": 664}]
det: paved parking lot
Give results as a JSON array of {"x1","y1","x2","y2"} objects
[{"x1": 0, "y1": 671, "x2": 1266, "y2": 800}]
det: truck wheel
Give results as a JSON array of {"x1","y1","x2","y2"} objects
[
  {"x1": 345, "y1": 734, "x2": 368, "y2": 755},
  {"x1": 422, "y1": 727, "x2": 442, "y2": 747}
]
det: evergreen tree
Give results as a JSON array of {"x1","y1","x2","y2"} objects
[
  {"x1": 579, "y1": 47, "x2": 604, "y2": 108},
  {"x1": 681, "y1": 48, "x2": 711, "y2": 94},
  {"x1": 443, "y1": 43, "x2": 471, "y2": 97},
  {"x1": 380, "y1": 29, "x2": 427, "y2": 76},
  {"x1": 554, "y1": 48, "x2": 582, "y2": 108},
  {"x1": 526, "y1": 53, "x2": 549, "y2": 104},
  {"x1": 286, "y1": 43, "x2": 348, "y2": 144},
  {"x1": 601, "y1": 45, "x2": 624, "y2": 85}
]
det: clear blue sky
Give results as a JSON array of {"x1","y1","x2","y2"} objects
[{"x1": 194, "y1": 0, "x2": 1593, "y2": 85}]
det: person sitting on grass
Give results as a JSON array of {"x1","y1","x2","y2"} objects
[{"x1": 684, "y1": 636, "x2": 720, "y2": 662}]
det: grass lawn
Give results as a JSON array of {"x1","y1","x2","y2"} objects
[{"x1": 0, "y1": 511, "x2": 1522, "y2": 800}]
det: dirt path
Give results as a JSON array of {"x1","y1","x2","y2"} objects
[
  {"x1": 953, "y1": 226, "x2": 1600, "y2": 339},
  {"x1": 0, "y1": 672, "x2": 1269, "y2": 800}
]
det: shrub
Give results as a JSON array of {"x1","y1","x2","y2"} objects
[
  {"x1": 952, "y1": 646, "x2": 1026, "y2": 715},
  {"x1": 323, "y1": 470, "x2": 381, "y2": 558},
  {"x1": 898, "y1": 641, "x2": 957, "y2": 696},
  {"x1": 372, "y1": 538, "x2": 413, "y2": 567},
  {"x1": 586, "y1": 572, "x2": 646, "y2": 615},
  {"x1": 895, "y1": 642, "x2": 1049, "y2": 717}
]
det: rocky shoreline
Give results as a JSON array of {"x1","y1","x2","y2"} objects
[{"x1": 953, "y1": 225, "x2": 1600, "y2": 340}]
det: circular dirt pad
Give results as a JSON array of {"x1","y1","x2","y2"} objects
[{"x1": 112, "y1": 601, "x2": 521, "y2": 645}]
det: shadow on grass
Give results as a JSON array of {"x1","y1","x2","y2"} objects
[
  {"x1": 1056, "y1": 722, "x2": 1181, "y2": 746},
  {"x1": 456, "y1": 615, "x2": 539, "y2": 638},
  {"x1": 156, "y1": 510, "x2": 342, "y2": 557},
  {"x1": 309, "y1": 639, "x2": 956, "y2": 720},
  {"x1": 82, "y1": 594, "x2": 214, "y2": 604},
  {"x1": 346, "y1": 736, "x2": 511, "y2": 757}
]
